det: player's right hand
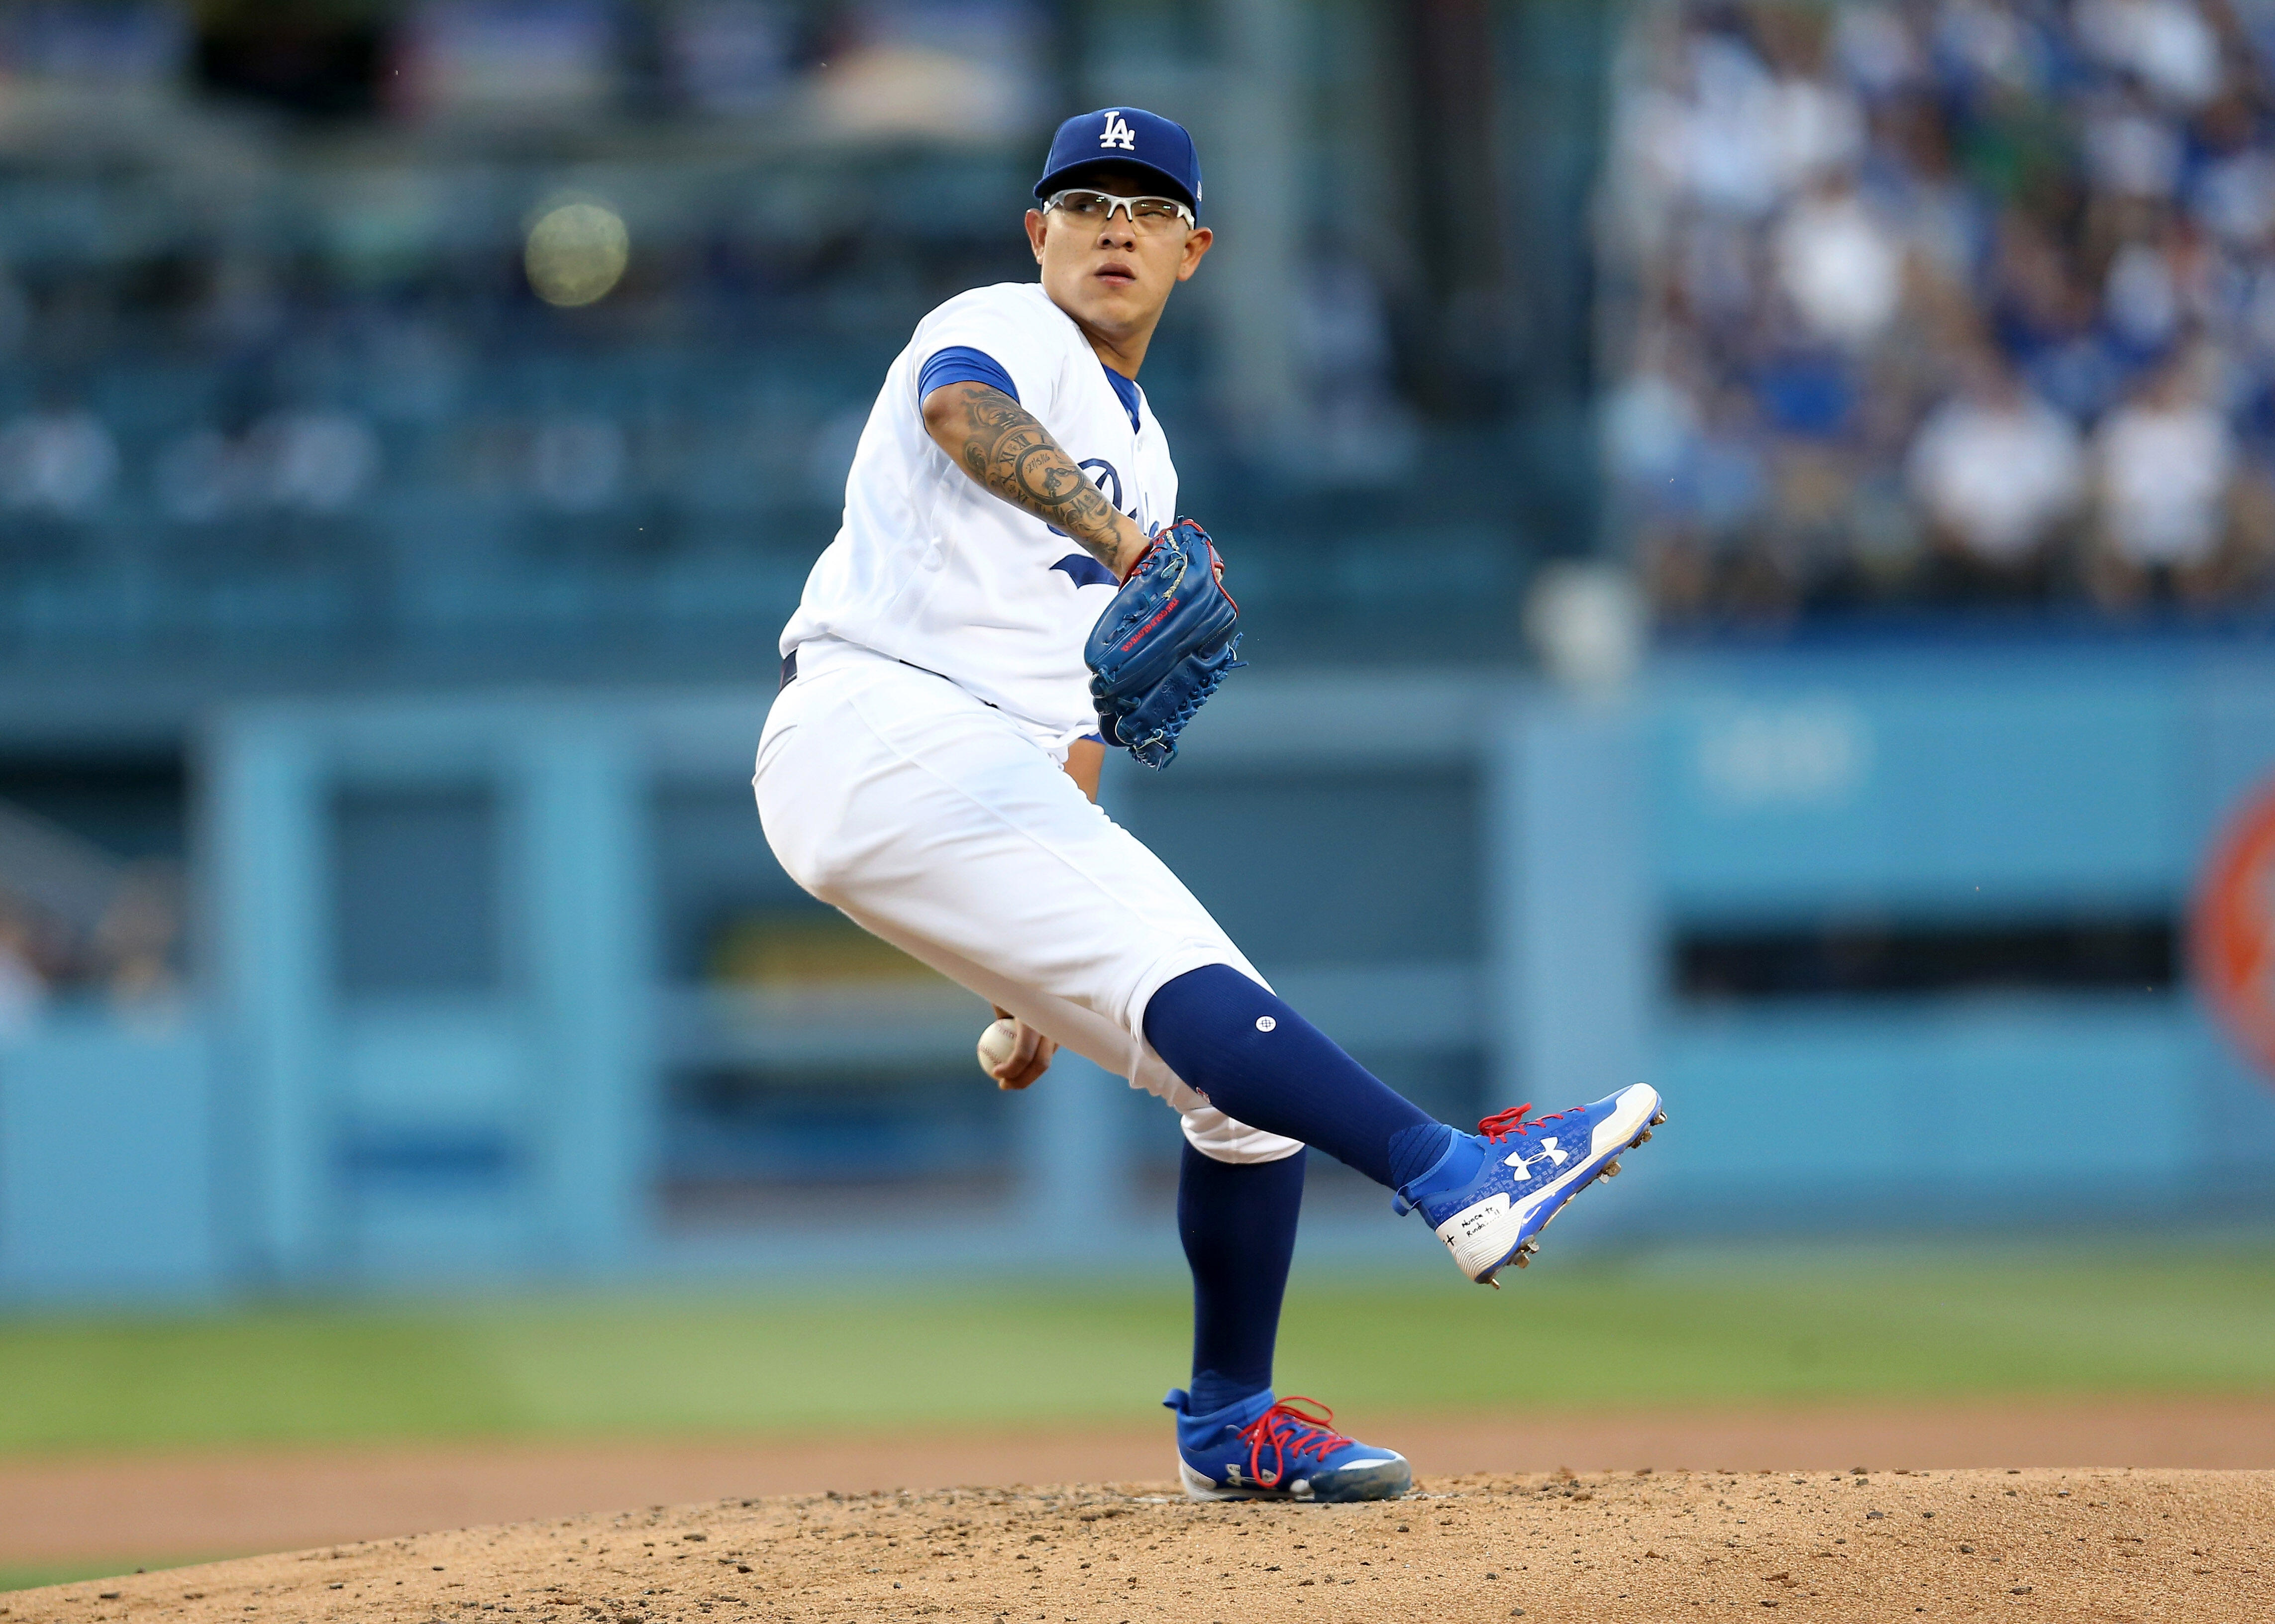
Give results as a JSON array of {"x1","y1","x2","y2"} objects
[{"x1": 988, "y1": 1012, "x2": 1058, "y2": 1090}]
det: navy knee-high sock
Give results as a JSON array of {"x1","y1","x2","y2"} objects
[
  {"x1": 1144, "y1": 963, "x2": 1454, "y2": 1190},
  {"x1": 1179, "y1": 1140, "x2": 1305, "y2": 1415}
]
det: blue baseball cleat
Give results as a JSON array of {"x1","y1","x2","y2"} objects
[
  {"x1": 1165, "y1": 1388, "x2": 1412, "y2": 1503},
  {"x1": 1394, "y1": 1083, "x2": 1665, "y2": 1286}
]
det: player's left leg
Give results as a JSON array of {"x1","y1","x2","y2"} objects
[
  {"x1": 1145, "y1": 964, "x2": 1663, "y2": 1288},
  {"x1": 1164, "y1": 1138, "x2": 1412, "y2": 1502}
]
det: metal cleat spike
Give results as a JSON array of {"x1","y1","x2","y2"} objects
[
  {"x1": 1636, "y1": 1128, "x2": 1653, "y2": 1144},
  {"x1": 1650, "y1": 1110, "x2": 1667, "y2": 1126},
  {"x1": 1513, "y1": 1251, "x2": 1529, "y2": 1268},
  {"x1": 1603, "y1": 1159, "x2": 1621, "y2": 1176}
]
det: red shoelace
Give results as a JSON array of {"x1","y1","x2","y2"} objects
[
  {"x1": 1235, "y1": 1397, "x2": 1351, "y2": 1488},
  {"x1": 1477, "y1": 1103, "x2": 1565, "y2": 1142}
]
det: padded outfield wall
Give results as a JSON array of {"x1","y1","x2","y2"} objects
[{"x1": 2, "y1": 638, "x2": 2273, "y2": 1299}]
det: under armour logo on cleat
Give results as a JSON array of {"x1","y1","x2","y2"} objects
[{"x1": 1503, "y1": 1138, "x2": 1570, "y2": 1177}]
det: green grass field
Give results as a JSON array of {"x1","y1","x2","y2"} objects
[
  {"x1": 0, "y1": 1564, "x2": 156, "y2": 1594},
  {"x1": 5, "y1": 1239, "x2": 2274, "y2": 1459}
]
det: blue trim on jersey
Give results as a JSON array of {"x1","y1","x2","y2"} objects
[
  {"x1": 1101, "y1": 365, "x2": 1141, "y2": 432},
  {"x1": 918, "y1": 345, "x2": 1019, "y2": 404},
  {"x1": 1051, "y1": 552, "x2": 1118, "y2": 589}
]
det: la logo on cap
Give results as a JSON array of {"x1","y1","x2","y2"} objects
[{"x1": 1100, "y1": 111, "x2": 1136, "y2": 150}]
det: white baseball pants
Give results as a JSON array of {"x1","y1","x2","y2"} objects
[{"x1": 753, "y1": 638, "x2": 1304, "y2": 1165}]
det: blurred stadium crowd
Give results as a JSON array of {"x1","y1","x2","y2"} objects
[
  {"x1": 0, "y1": 1, "x2": 1154, "y2": 672},
  {"x1": 9, "y1": 0, "x2": 2274, "y2": 696},
  {"x1": 0, "y1": 0, "x2": 1534, "y2": 685},
  {"x1": 1602, "y1": 0, "x2": 2275, "y2": 618}
]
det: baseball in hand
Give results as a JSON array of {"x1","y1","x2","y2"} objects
[{"x1": 977, "y1": 1017, "x2": 1020, "y2": 1078}]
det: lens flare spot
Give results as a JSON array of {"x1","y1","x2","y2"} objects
[{"x1": 525, "y1": 202, "x2": 628, "y2": 307}]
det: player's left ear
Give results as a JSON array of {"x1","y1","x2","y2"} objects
[
  {"x1": 1175, "y1": 226, "x2": 1214, "y2": 282},
  {"x1": 1024, "y1": 208, "x2": 1049, "y2": 265}
]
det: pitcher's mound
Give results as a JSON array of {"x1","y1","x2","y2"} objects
[{"x1": 14, "y1": 1469, "x2": 2272, "y2": 1622}]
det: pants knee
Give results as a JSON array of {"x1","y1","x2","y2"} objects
[{"x1": 1181, "y1": 1106, "x2": 1305, "y2": 1165}]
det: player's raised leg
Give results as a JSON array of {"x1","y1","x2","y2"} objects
[{"x1": 1144, "y1": 965, "x2": 1664, "y2": 1287}]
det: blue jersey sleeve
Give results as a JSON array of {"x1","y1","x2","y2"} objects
[
  {"x1": 909, "y1": 287, "x2": 1063, "y2": 419},
  {"x1": 917, "y1": 346, "x2": 1020, "y2": 405}
]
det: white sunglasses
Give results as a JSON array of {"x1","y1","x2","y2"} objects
[{"x1": 1041, "y1": 188, "x2": 1196, "y2": 233}]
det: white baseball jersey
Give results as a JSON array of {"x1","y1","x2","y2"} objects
[{"x1": 780, "y1": 281, "x2": 1177, "y2": 751}]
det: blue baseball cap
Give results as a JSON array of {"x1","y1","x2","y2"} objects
[{"x1": 1035, "y1": 107, "x2": 1203, "y2": 215}]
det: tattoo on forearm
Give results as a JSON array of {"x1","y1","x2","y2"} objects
[{"x1": 931, "y1": 382, "x2": 1128, "y2": 571}]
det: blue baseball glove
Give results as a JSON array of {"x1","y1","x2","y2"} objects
[{"x1": 1083, "y1": 517, "x2": 1244, "y2": 770}]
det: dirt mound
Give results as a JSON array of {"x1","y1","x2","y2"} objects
[
  {"x1": 7, "y1": 1469, "x2": 2269, "y2": 1623},
  {"x1": 13, "y1": 1398, "x2": 2275, "y2": 1569}
]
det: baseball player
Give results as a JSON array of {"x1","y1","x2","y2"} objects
[{"x1": 755, "y1": 107, "x2": 1662, "y2": 1504}]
